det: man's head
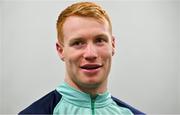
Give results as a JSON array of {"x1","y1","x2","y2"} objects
[
  {"x1": 56, "y1": 2, "x2": 115, "y2": 94},
  {"x1": 56, "y1": 2, "x2": 112, "y2": 45}
]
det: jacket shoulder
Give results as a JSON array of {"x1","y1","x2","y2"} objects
[
  {"x1": 111, "y1": 96, "x2": 145, "y2": 115},
  {"x1": 19, "y1": 90, "x2": 62, "y2": 114}
]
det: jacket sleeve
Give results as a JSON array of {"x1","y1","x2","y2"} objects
[
  {"x1": 111, "y1": 96, "x2": 146, "y2": 115},
  {"x1": 19, "y1": 90, "x2": 62, "y2": 114}
]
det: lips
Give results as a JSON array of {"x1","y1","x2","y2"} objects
[{"x1": 80, "y1": 64, "x2": 102, "y2": 70}]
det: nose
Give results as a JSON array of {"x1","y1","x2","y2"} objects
[{"x1": 83, "y1": 43, "x2": 98, "y2": 61}]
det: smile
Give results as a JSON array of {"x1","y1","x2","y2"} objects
[
  {"x1": 80, "y1": 64, "x2": 103, "y2": 75},
  {"x1": 80, "y1": 64, "x2": 102, "y2": 70}
]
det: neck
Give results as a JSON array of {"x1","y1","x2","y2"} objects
[{"x1": 64, "y1": 77, "x2": 107, "y2": 96}]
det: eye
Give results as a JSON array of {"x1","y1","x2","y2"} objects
[
  {"x1": 96, "y1": 38, "x2": 103, "y2": 43},
  {"x1": 95, "y1": 37, "x2": 108, "y2": 45},
  {"x1": 70, "y1": 40, "x2": 85, "y2": 49},
  {"x1": 72, "y1": 41, "x2": 83, "y2": 46}
]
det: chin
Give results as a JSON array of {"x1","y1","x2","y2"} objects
[
  {"x1": 84, "y1": 80, "x2": 103, "y2": 87},
  {"x1": 78, "y1": 74, "x2": 105, "y2": 88}
]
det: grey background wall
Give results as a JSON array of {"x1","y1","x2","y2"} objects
[
  {"x1": 0, "y1": 1, "x2": 3, "y2": 113},
  {"x1": 0, "y1": 0, "x2": 179, "y2": 114}
]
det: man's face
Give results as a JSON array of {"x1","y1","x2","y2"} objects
[{"x1": 57, "y1": 16, "x2": 115, "y2": 89}]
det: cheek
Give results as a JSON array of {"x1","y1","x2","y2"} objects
[
  {"x1": 64, "y1": 49, "x2": 82, "y2": 67},
  {"x1": 98, "y1": 46, "x2": 112, "y2": 58},
  {"x1": 98, "y1": 47, "x2": 112, "y2": 67}
]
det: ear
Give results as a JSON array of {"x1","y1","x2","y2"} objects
[
  {"x1": 56, "y1": 42, "x2": 65, "y2": 61},
  {"x1": 111, "y1": 36, "x2": 115, "y2": 56}
]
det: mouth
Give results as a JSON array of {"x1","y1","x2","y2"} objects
[{"x1": 80, "y1": 64, "x2": 103, "y2": 70}]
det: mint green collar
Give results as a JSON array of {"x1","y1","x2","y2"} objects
[{"x1": 56, "y1": 82, "x2": 113, "y2": 108}]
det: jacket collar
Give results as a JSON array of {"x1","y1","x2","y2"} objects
[{"x1": 56, "y1": 82, "x2": 113, "y2": 108}]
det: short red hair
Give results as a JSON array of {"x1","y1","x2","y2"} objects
[{"x1": 56, "y1": 2, "x2": 112, "y2": 44}]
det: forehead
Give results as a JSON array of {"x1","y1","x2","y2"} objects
[{"x1": 62, "y1": 16, "x2": 111, "y2": 39}]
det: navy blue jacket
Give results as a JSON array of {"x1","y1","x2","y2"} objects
[{"x1": 19, "y1": 90, "x2": 145, "y2": 115}]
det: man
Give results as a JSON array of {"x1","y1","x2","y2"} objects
[{"x1": 19, "y1": 2, "x2": 145, "y2": 115}]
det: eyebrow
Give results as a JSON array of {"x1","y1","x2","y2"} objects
[
  {"x1": 68, "y1": 34, "x2": 109, "y2": 44},
  {"x1": 68, "y1": 37, "x2": 84, "y2": 45},
  {"x1": 95, "y1": 34, "x2": 109, "y2": 41},
  {"x1": 95, "y1": 34, "x2": 108, "y2": 38}
]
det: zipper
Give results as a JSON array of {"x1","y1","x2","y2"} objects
[{"x1": 90, "y1": 96, "x2": 96, "y2": 115}]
